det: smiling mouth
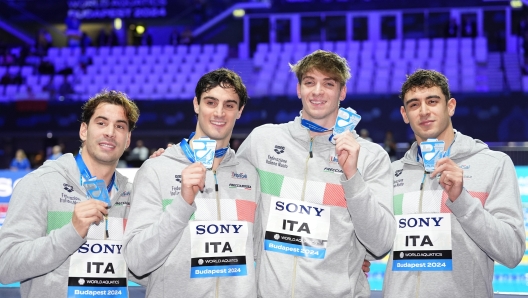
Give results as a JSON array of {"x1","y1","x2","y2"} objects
[
  {"x1": 99, "y1": 143, "x2": 116, "y2": 149},
  {"x1": 310, "y1": 100, "x2": 326, "y2": 105},
  {"x1": 211, "y1": 120, "x2": 226, "y2": 126}
]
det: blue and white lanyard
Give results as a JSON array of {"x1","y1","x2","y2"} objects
[
  {"x1": 300, "y1": 118, "x2": 334, "y2": 143},
  {"x1": 75, "y1": 151, "x2": 115, "y2": 193},
  {"x1": 180, "y1": 132, "x2": 229, "y2": 163}
]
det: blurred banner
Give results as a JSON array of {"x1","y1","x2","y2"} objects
[
  {"x1": 2, "y1": 94, "x2": 528, "y2": 143},
  {"x1": 67, "y1": 0, "x2": 167, "y2": 19}
]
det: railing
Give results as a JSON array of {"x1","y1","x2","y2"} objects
[{"x1": 395, "y1": 143, "x2": 528, "y2": 165}]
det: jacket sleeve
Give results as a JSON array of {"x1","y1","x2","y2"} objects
[
  {"x1": 252, "y1": 176, "x2": 263, "y2": 263},
  {"x1": 128, "y1": 269, "x2": 148, "y2": 286},
  {"x1": 236, "y1": 132, "x2": 257, "y2": 169},
  {"x1": 0, "y1": 174, "x2": 85, "y2": 284},
  {"x1": 237, "y1": 134, "x2": 260, "y2": 260},
  {"x1": 123, "y1": 162, "x2": 196, "y2": 276},
  {"x1": 341, "y1": 146, "x2": 396, "y2": 258},
  {"x1": 446, "y1": 155, "x2": 525, "y2": 268}
]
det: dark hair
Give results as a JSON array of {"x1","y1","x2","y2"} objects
[
  {"x1": 400, "y1": 69, "x2": 451, "y2": 102},
  {"x1": 81, "y1": 90, "x2": 140, "y2": 131},
  {"x1": 195, "y1": 68, "x2": 248, "y2": 110},
  {"x1": 290, "y1": 50, "x2": 351, "y2": 87}
]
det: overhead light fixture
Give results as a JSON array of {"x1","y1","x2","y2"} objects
[
  {"x1": 233, "y1": 9, "x2": 245, "y2": 18},
  {"x1": 114, "y1": 18, "x2": 122, "y2": 30}
]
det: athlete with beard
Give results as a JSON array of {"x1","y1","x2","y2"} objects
[{"x1": 0, "y1": 90, "x2": 145, "y2": 297}]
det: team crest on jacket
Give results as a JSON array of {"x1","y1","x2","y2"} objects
[
  {"x1": 231, "y1": 172, "x2": 248, "y2": 179},
  {"x1": 328, "y1": 155, "x2": 339, "y2": 164},
  {"x1": 60, "y1": 193, "x2": 81, "y2": 204},
  {"x1": 274, "y1": 145, "x2": 285, "y2": 154},
  {"x1": 170, "y1": 185, "x2": 181, "y2": 196},
  {"x1": 229, "y1": 183, "x2": 252, "y2": 190},
  {"x1": 395, "y1": 169, "x2": 403, "y2": 177},
  {"x1": 324, "y1": 167, "x2": 343, "y2": 174},
  {"x1": 266, "y1": 155, "x2": 288, "y2": 168},
  {"x1": 175, "y1": 175, "x2": 182, "y2": 183},
  {"x1": 63, "y1": 183, "x2": 74, "y2": 192},
  {"x1": 393, "y1": 179, "x2": 404, "y2": 188}
]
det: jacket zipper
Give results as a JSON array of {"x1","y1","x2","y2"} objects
[
  {"x1": 416, "y1": 171, "x2": 427, "y2": 298},
  {"x1": 212, "y1": 170, "x2": 221, "y2": 298},
  {"x1": 214, "y1": 170, "x2": 221, "y2": 219},
  {"x1": 291, "y1": 137, "x2": 314, "y2": 298}
]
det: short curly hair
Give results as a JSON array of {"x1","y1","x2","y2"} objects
[
  {"x1": 290, "y1": 50, "x2": 351, "y2": 87},
  {"x1": 400, "y1": 69, "x2": 451, "y2": 102},
  {"x1": 195, "y1": 68, "x2": 248, "y2": 110},
  {"x1": 81, "y1": 90, "x2": 140, "y2": 131}
]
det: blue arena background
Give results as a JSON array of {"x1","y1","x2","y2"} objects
[{"x1": 1, "y1": 166, "x2": 527, "y2": 293}]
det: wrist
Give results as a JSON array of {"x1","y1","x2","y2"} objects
[{"x1": 344, "y1": 168, "x2": 357, "y2": 180}]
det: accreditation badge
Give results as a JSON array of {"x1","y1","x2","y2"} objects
[
  {"x1": 264, "y1": 197, "x2": 330, "y2": 259},
  {"x1": 189, "y1": 221, "x2": 249, "y2": 278},
  {"x1": 392, "y1": 213, "x2": 452, "y2": 271},
  {"x1": 68, "y1": 240, "x2": 128, "y2": 298}
]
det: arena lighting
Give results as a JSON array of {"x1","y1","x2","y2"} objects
[
  {"x1": 136, "y1": 25, "x2": 145, "y2": 34},
  {"x1": 510, "y1": 0, "x2": 523, "y2": 7},
  {"x1": 114, "y1": 18, "x2": 122, "y2": 30},
  {"x1": 233, "y1": 9, "x2": 245, "y2": 18},
  {"x1": 46, "y1": 132, "x2": 53, "y2": 138}
]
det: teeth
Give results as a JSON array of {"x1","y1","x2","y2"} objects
[{"x1": 100, "y1": 143, "x2": 115, "y2": 148}]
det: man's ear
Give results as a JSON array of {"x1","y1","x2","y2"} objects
[
  {"x1": 79, "y1": 122, "x2": 88, "y2": 142},
  {"x1": 400, "y1": 106, "x2": 410, "y2": 124},
  {"x1": 193, "y1": 97, "x2": 199, "y2": 114},
  {"x1": 447, "y1": 98, "x2": 456, "y2": 117},
  {"x1": 125, "y1": 132, "x2": 131, "y2": 150},
  {"x1": 236, "y1": 105, "x2": 245, "y2": 120},
  {"x1": 339, "y1": 84, "x2": 347, "y2": 101},
  {"x1": 297, "y1": 83, "x2": 301, "y2": 99}
]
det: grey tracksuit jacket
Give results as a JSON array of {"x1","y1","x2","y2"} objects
[
  {"x1": 123, "y1": 145, "x2": 260, "y2": 297},
  {"x1": 0, "y1": 153, "x2": 140, "y2": 297},
  {"x1": 383, "y1": 131, "x2": 525, "y2": 298},
  {"x1": 237, "y1": 117, "x2": 395, "y2": 298}
]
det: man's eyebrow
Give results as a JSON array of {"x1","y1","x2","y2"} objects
[
  {"x1": 404, "y1": 98, "x2": 418, "y2": 105},
  {"x1": 301, "y1": 76, "x2": 337, "y2": 81},
  {"x1": 93, "y1": 115, "x2": 108, "y2": 121},
  {"x1": 94, "y1": 115, "x2": 128, "y2": 126},
  {"x1": 405, "y1": 95, "x2": 441, "y2": 105},
  {"x1": 203, "y1": 96, "x2": 239, "y2": 105},
  {"x1": 425, "y1": 95, "x2": 441, "y2": 99}
]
